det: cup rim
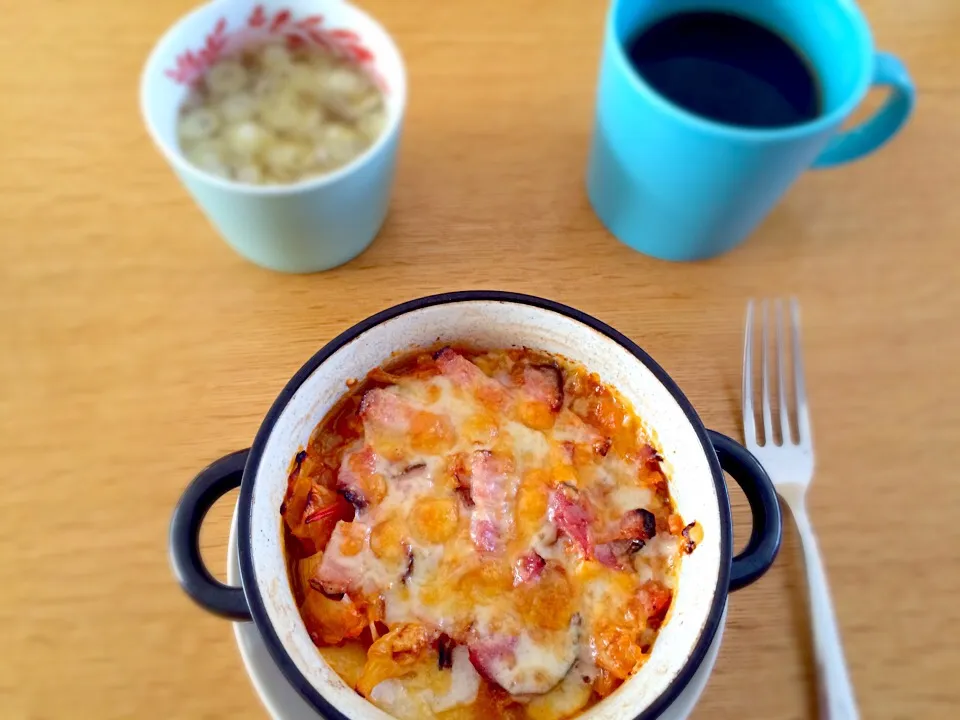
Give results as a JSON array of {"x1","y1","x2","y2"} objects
[
  {"x1": 607, "y1": 0, "x2": 876, "y2": 142},
  {"x1": 236, "y1": 290, "x2": 735, "y2": 720},
  {"x1": 139, "y1": 0, "x2": 407, "y2": 196}
]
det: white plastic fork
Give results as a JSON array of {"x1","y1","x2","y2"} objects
[{"x1": 742, "y1": 299, "x2": 859, "y2": 720}]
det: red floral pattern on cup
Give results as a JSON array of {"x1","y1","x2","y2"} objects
[{"x1": 163, "y1": 6, "x2": 382, "y2": 89}]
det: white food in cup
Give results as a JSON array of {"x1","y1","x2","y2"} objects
[
  {"x1": 176, "y1": 40, "x2": 386, "y2": 185},
  {"x1": 206, "y1": 60, "x2": 249, "y2": 96}
]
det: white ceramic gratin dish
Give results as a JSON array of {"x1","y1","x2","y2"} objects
[{"x1": 170, "y1": 291, "x2": 781, "y2": 720}]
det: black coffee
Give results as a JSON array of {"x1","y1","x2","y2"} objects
[{"x1": 626, "y1": 11, "x2": 821, "y2": 128}]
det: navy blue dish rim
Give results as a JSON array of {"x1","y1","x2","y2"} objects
[{"x1": 169, "y1": 290, "x2": 782, "y2": 720}]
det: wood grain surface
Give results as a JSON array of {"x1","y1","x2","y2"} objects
[{"x1": 1, "y1": 0, "x2": 958, "y2": 717}]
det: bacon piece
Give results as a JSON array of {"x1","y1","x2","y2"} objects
[
  {"x1": 470, "y1": 618, "x2": 581, "y2": 695},
  {"x1": 435, "y1": 347, "x2": 485, "y2": 385},
  {"x1": 594, "y1": 508, "x2": 657, "y2": 568},
  {"x1": 467, "y1": 636, "x2": 518, "y2": 683},
  {"x1": 359, "y1": 387, "x2": 412, "y2": 431},
  {"x1": 548, "y1": 485, "x2": 593, "y2": 557},
  {"x1": 512, "y1": 551, "x2": 546, "y2": 585},
  {"x1": 465, "y1": 450, "x2": 517, "y2": 553},
  {"x1": 595, "y1": 539, "x2": 645, "y2": 569},
  {"x1": 435, "y1": 348, "x2": 507, "y2": 409},
  {"x1": 519, "y1": 363, "x2": 564, "y2": 411},
  {"x1": 361, "y1": 387, "x2": 455, "y2": 456},
  {"x1": 314, "y1": 521, "x2": 362, "y2": 595},
  {"x1": 336, "y1": 444, "x2": 386, "y2": 510},
  {"x1": 618, "y1": 508, "x2": 657, "y2": 542},
  {"x1": 594, "y1": 543, "x2": 618, "y2": 568},
  {"x1": 471, "y1": 519, "x2": 500, "y2": 553},
  {"x1": 514, "y1": 362, "x2": 565, "y2": 430}
]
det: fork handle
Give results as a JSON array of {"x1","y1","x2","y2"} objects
[{"x1": 792, "y1": 504, "x2": 860, "y2": 720}]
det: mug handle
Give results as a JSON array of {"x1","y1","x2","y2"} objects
[
  {"x1": 707, "y1": 430, "x2": 782, "y2": 591},
  {"x1": 169, "y1": 449, "x2": 253, "y2": 620},
  {"x1": 813, "y1": 52, "x2": 915, "y2": 168}
]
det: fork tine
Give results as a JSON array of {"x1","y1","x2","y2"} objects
[
  {"x1": 776, "y1": 299, "x2": 792, "y2": 445},
  {"x1": 760, "y1": 300, "x2": 774, "y2": 445},
  {"x1": 742, "y1": 300, "x2": 756, "y2": 445},
  {"x1": 790, "y1": 298, "x2": 812, "y2": 443}
]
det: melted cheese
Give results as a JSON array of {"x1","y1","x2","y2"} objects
[
  {"x1": 431, "y1": 646, "x2": 481, "y2": 712},
  {"x1": 289, "y1": 349, "x2": 694, "y2": 720},
  {"x1": 494, "y1": 623, "x2": 581, "y2": 695}
]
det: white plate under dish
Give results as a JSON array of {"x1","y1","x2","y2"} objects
[{"x1": 225, "y1": 504, "x2": 726, "y2": 720}]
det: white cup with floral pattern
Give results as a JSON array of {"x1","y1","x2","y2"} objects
[{"x1": 141, "y1": 0, "x2": 406, "y2": 273}]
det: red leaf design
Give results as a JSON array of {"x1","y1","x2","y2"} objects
[
  {"x1": 205, "y1": 33, "x2": 221, "y2": 53},
  {"x1": 165, "y1": 8, "x2": 354, "y2": 87},
  {"x1": 165, "y1": 56, "x2": 201, "y2": 85},
  {"x1": 307, "y1": 30, "x2": 331, "y2": 48},
  {"x1": 329, "y1": 29, "x2": 360, "y2": 42},
  {"x1": 165, "y1": 17, "x2": 231, "y2": 84},
  {"x1": 347, "y1": 43, "x2": 374, "y2": 63},
  {"x1": 248, "y1": 4, "x2": 266, "y2": 27},
  {"x1": 270, "y1": 9, "x2": 291, "y2": 31}
]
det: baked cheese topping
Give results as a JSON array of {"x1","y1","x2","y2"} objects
[{"x1": 281, "y1": 347, "x2": 701, "y2": 720}]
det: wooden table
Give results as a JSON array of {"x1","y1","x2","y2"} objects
[{"x1": 2, "y1": 0, "x2": 958, "y2": 717}]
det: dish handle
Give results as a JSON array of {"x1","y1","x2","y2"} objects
[
  {"x1": 169, "y1": 449, "x2": 253, "y2": 620},
  {"x1": 707, "y1": 430, "x2": 782, "y2": 591}
]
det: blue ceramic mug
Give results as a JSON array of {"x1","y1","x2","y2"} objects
[{"x1": 586, "y1": 0, "x2": 915, "y2": 261}]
